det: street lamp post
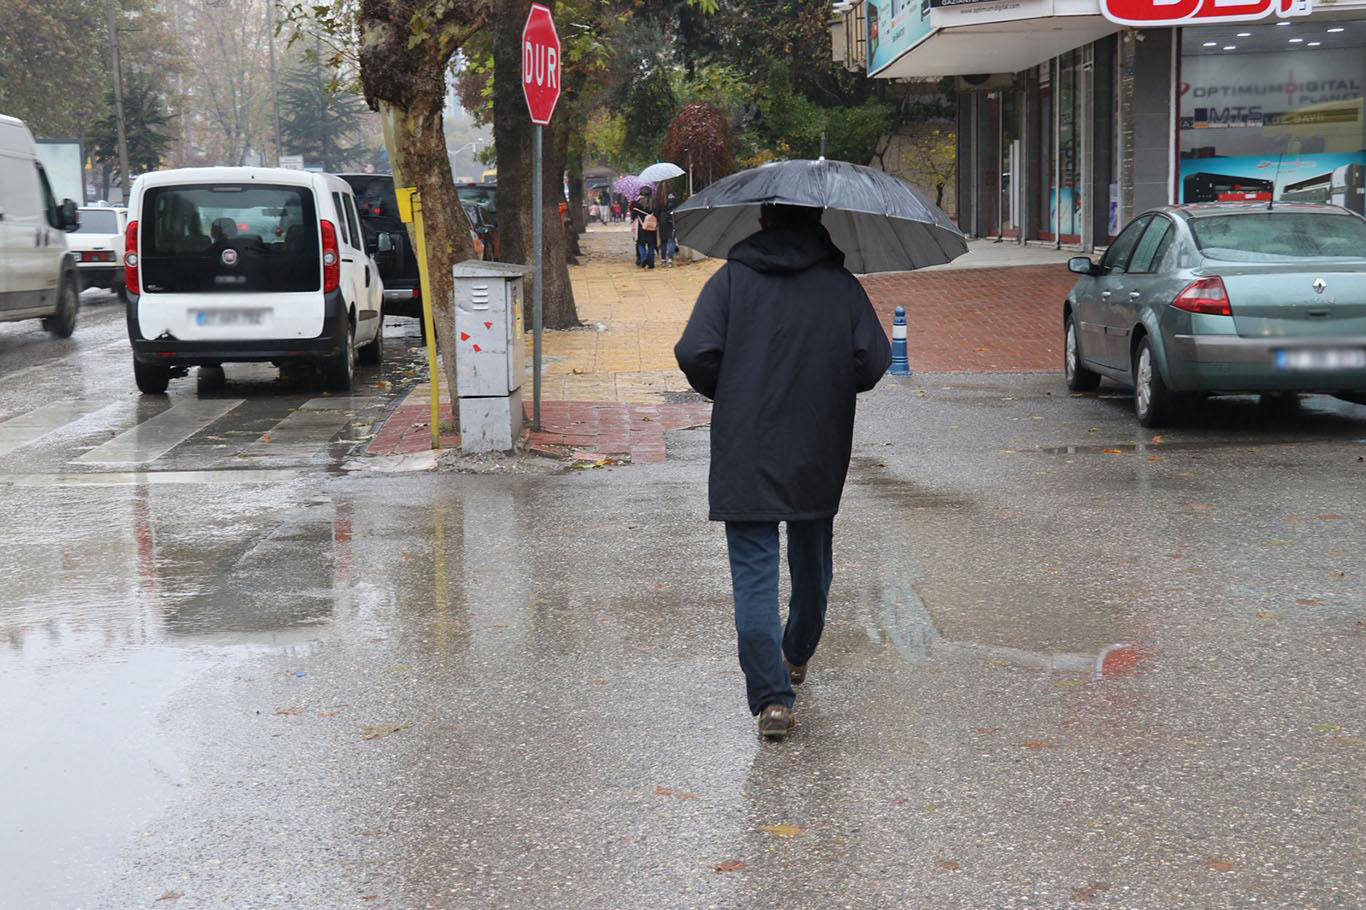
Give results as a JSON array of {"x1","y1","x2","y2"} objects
[{"x1": 104, "y1": 0, "x2": 132, "y2": 202}]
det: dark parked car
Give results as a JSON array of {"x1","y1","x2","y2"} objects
[{"x1": 338, "y1": 173, "x2": 422, "y2": 320}]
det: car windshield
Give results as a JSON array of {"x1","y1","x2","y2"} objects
[
  {"x1": 1191, "y1": 212, "x2": 1366, "y2": 261},
  {"x1": 343, "y1": 175, "x2": 401, "y2": 223},
  {"x1": 141, "y1": 184, "x2": 319, "y2": 294},
  {"x1": 76, "y1": 209, "x2": 119, "y2": 233},
  {"x1": 457, "y1": 184, "x2": 497, "y2": 218}
]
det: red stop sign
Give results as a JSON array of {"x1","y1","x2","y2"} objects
[{"x1": 521, "y1": 3, "x2": 561, "y2": 125}]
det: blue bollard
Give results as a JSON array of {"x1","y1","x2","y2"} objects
[{"x1": 888, "y1": 305, "x2": 911, "y2": 376}]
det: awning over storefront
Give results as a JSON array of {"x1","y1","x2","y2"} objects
[{"x1": 868, "y1": 0, "x2": 1118, "y2": 78}]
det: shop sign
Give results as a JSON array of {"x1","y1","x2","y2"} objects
[
  {"x1": 868, "y1": 0, "x2": 935, "y2": 76},
  {"x1": 1102, "y1": 0, "x2": 1311, "y2": 28},
  {"x1": 928, "y1": 0, "x2": 1053, "y2": 26}
]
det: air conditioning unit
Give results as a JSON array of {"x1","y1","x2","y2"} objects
[{"x1": 957, "y1": 73, "x2": 1016, "y2": 93}]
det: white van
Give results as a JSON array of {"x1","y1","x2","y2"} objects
[
  {"x1": 0, "y1": 114, "x2": 82, "y2": 337},
  {"x1": 69, "y1": 205, "x2": 128, "y2": 298},
  {"x1": 124, "y1": 167, "x2": 385, "y2": 394}
]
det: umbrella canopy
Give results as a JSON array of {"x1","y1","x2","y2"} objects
[
  {"x1": 638, "y1": 161, "x2": 685, "y2": 183},
  {"x1": 674, "y1": 159, "x2": 967, "y2": 274},
  {"x1": 612, "y1": 174, "x2": 646, "y2": 198}
]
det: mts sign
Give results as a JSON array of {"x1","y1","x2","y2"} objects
[
  {"x1": 1102, "y1": 0, "x2": 1310, "y2": 26},
  {"x1": 522, "y1": 3, "x2": 561, "y2": 125}
]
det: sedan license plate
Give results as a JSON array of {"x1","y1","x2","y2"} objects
[
  {"x1": 1275, "y1": 348, "x2": 1366, "y2": 370},
  {"x1": 194, "y1": 309, "x2": 268, "y2": 327}
]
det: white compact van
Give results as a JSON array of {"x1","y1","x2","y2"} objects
[
  {"x1": 0, "y1": 114, "x2": 82, "y2": 336},
  {"x1": 124, "y1": 167, "x2": 385, "y2": 394},
  {"x1": 69, "y1": 205, "x2": 128, "y2": 298}
]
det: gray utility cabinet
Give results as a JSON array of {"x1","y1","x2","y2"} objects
[{"x1": 452, "y1": 260, "x2": 529, "y2": 453}]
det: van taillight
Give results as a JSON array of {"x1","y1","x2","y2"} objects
[
  {"x1": 124, "y1": 220, "x2": 139, "y2": 295},
  {"x1": 1171, "y1": 276, "x2": 1231, "y2": 317},
  {"x1": 321, "y1": 219, "x2": 340, "y2": 293}
]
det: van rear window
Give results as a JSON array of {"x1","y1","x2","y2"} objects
[{"x1": 141, "y1": 184, "x2": 320, "y2": 294}]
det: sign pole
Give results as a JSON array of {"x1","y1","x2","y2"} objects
[{"x1": 532, "y1": 124, "x2": 543, "y2": 431}]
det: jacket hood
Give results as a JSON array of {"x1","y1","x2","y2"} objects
[{"x1": 727, "y1": 225, "x2": 845, "y2": 274}]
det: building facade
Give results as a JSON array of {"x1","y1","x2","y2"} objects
[{"x1": 834, "y1": 0, "x2": 1366, "y2": 251}]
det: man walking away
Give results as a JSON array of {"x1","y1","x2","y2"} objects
[{"x1": 673, "y1": 204, "x2": 891, "y2": 739}]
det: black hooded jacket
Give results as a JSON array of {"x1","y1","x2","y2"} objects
[{"x1": 674, "y1": 226, "x2": 892, "y2": 522}]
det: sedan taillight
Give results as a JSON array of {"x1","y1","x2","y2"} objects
[
  {"x1": 1171, "y1": 276, "x2": 1231, "y2": 317},
  {"x1": 124, "y1": 220, "x2": 139, "y2": 295}
]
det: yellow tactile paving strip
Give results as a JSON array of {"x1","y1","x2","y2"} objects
[
  {"x1": 394, "y1": 224, "x2": 718, "y2": 412},
  {"x1": 533, "y1": 224, "x2": 719, "y2": 402}
]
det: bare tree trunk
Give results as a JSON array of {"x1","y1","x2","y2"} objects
[
  {"x1": 359, "y1": 2, "x2": 486, "y2": 425},
  {"x1": 493, "y1": 0, "x2": 579, "y2": 329}
]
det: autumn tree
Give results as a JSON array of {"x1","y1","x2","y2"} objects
[
  {"x1": 660, "y1": 103, "x2": 733, "y2": 190},
  {"x1": 88, "y1": 73, "x2": 175, "y2": 195}
]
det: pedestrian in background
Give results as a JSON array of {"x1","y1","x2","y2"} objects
[
  {"x1": 658, "y1": 193, "x2": 678, "y2": 267},
  {"x1": 673, "y1": 203, "x2": 891, "y2": 739},
  {"x1": 632, "y1": 188, "x2": 657, "y2": 269}
]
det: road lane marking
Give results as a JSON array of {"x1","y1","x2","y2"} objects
[
  {"x1": 74, "y1": 398, "x2": 244, "y2": 464},
  {"x1": 0, "y1": 468, "x2": 310, "y2": 486},
  {"x1": 239, "y1": 398, "x2": 382, "y2": 461},
  {"x1": 0, "y1": 400, "x2": 119, "y2": 458}
]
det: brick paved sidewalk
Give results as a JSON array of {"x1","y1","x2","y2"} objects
[
  {"x1": 862, "y1": 264, "x2": 1076, "y2": 372},
  {"x1": 366, "y1": 398, "x2": 711, "y2": 464},
  {"x1": 367, "y1": 228, "x2": 1077, "y2": 463}
]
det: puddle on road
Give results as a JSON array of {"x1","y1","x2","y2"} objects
[{"x1": 1025, "y1": 437, "x2": 1366, "y2": 456}]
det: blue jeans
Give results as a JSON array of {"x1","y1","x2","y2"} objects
[
  {"x1": 637, "y1": 237, "x2": 656, "y2": 267},
  {"x1": 725, "y1": 519, "x2": 835, "y2": 715}
]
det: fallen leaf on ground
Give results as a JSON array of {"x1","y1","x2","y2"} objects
[
  {"x1": 1262, "y1": 539, "x2": 1292, "y2": 546},
  {"x1": 1072, "y1": 881, "x2": 1112, "y2": 902},
  {"x1": 317, "y1": 709, "x2": 341, "y2": 718},
  {"x1": 1313, "y1": 723, "x2": 1342, "y2": 734},
  {"x1": 1021, "y1": 739, "x2": 1049, "y2": 750},
  {"x1": 714, "y1": 860, "x2": 746, "y2": 873},
  {"x1": 1316, "y1": 514, "x2": 1345, "y2": 521},
  {"x1": 1147, "y1": 454, "x2": 1164, "y2": 463},
  {"x1": 571, "y1": 367, "x2": 586, "y2": 374},
  {"x1": 274, "y1": 707, "x2": 306, "y2": 716},
  {"x1": 1102, "y1": 448, "x2": 1124, "y2": 455},
  {"x1": 155, "y1": 891, "x2": 184, "y2": 902},
  {"x1": 935, "y1": 858, "x2": 961, "y2": 871},
  {"x1": 361, "y1": 723, "x2": 407, "y2": 741},
  {"x1": 1151, "y1": 435, "x2": 1164, "y2": 444},
  {"x1": 757, "y1": 823, "x2": 806, "y2": 838},
  {"x1": 1087, "y1": 427, "x2": 1100, "y2": 433},
  {"x1": 1296, "y1": 598, "x2": 1324, "y2": 606},
  {"x1": 973, "y1": 346, "x2": 988, "y2": 353},
  {"x1": 654, "y1": 786, "x2": 699, "y2": 800},
  {"x1": 1203, "y1": 857, "x2": 1237, "y2": 873}
]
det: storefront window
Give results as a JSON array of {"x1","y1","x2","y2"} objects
[
  {"x1": 1056, "y1": 48, "x2": 1084, "y2": 241},
  {"x1": 1036, "y1": 63, "x2": 1054, "y2": 240},
  {"x1": 1001, "y1": 91, "x2": 1020, "y2": 237},
  {"x1": 1179, "y1": 20, "x2": 1366, "y2": 214}
]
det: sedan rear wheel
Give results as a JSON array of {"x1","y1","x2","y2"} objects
[
  {"x1": 1133, "y1": 337, "x2": 1179, "y2": 428},
  {"x1": 1064, "y1": 313, "x2": 1101, "y2": 392}
]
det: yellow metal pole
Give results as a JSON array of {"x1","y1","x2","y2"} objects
[{"x1": 397, "y1": 186, "x2": 442, "y2": 451}]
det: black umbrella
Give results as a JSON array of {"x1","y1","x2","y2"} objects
[{"x1": 674, "y1": 158, "x2": 967, "y2": 273}]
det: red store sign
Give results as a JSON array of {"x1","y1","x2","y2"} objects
[{"x1": 1102, "y1": 0, "x2": 1311, "y2": 27}]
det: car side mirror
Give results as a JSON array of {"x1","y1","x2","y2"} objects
[
  {"x1": 60, "y1": 199, "x2": 79, "y2": 232},
  {"x1": 1068, "y1": 256, "x2": 1098, "y2": 276}
]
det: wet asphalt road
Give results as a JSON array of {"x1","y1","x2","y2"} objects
[{"x1": 2, "y1": 295, "x2": 1366, "y2": 908}]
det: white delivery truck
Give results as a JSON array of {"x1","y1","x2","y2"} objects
[{"x1": 0, "y1": 115, "x2": 81, "y2": 337}]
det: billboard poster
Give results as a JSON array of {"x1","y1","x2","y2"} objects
[
  {"x1": 1178, "y1": 151, "x2": 1366, "y2": 214},
  {"x1": 867, "y1": 0, "x2": 933, "y2": 76}
]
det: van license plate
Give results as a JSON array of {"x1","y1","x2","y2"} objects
[
  {"x1": 1275, "y1": 348, "x2": 1366, "y2": 370},
  {"x1": 195, "y1": 309, "x2": 268, "y2": 327}
]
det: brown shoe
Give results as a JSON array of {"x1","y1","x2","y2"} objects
[
  {"x1": 758, "y1": 704, "x2": 795, "y2": 739},
  {"x1": 785, "y1": 659, "x2": 807, "y2": 686}
]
